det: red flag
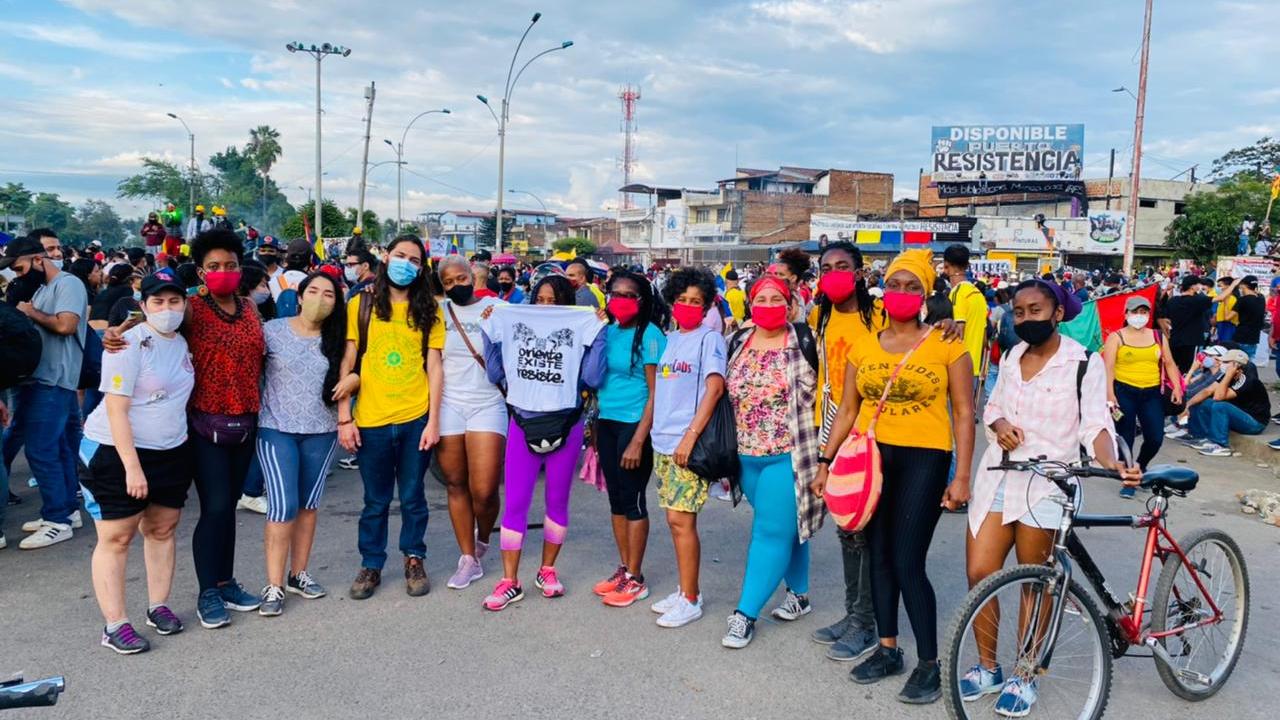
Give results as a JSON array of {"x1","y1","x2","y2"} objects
[
  {"x1": 1096, "y1": 284, "x2": 1159, "y2": 340},
  {"x1": 904, "y1": 231, "x2": 932, "y2": 245},
  {"x1": 301, "y1": 212, "x2": 312, "y2": 244}
]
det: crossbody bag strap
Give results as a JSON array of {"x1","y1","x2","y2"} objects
[
  {"x1": 446, "y1": 301, "x2": 486, "y2": 370},
  {"x1": 865, "y1": 329, "x2": 933, "y2": 434},
  {"x1": 354, "y1": 292, "x2": 372, "y2": 374}
]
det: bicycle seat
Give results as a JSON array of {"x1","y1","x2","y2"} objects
[{"x1": 1141, "y1": 464, "x2": 1198, "y2": 494}]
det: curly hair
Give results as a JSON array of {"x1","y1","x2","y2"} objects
[
  {"x1": 190, "y1": 228, "x2": 244, "y2": 266},
  {"x1": 371, "y1": 236, "x2": 438, "y2": 361},
  {"x1": 662, "y1": 267, "x2": 717, "y2": 309},
  {"x1": 532, "y1": 274, "x2": 575, "y2": 306},
  {"x1": 775, "y1": 247, "x2": 811, "y2": 279}
]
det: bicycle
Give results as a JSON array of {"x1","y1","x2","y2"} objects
[
  {"x1": 941, "y1": 454, "x2": 1250, "y2": 719},
  {"x1": 0, "y1": 674, "x2": 65, "y2": 711}
]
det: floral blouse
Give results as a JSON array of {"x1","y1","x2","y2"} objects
[{"x1": 728, "y1": 348, "x2": 793, "y2": 456}]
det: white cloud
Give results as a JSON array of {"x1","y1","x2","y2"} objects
[
  {"x1": 749, "y1": 0, "x2": 973, "y2": 53},
  {"x1": 240, "y1": 77, "x2": 261, "y2": 90},
  {"x1": 0, "y1": 21, "x2": 202, "y2": 59},
  {"x1": 219, "y1": 77, "x2": 234, "y2": 88}
]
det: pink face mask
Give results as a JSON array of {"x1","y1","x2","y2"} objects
[
  {"x1": 882, "y1": 291, "x2": 924, "y2": 321},
  {"x1": 672, "y1": 302, "x2": 704, "y2": 330}
]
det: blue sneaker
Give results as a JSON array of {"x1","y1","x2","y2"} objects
[
  {"x1": 1268, "y1": 438, "x2": 1280, "y2": 450},
  {"x1": 994, "y1": 677, "x2": 1038, "y2": 718},
  {"x1": 219, "y1": 578, "x2": 261, "y2": 612},
  {"x1": 1119, "y1": 486, "x2": 1136, "y2": 499},
  {"x1": 197, "y1": 588, "x2": 231, "y2": 629},
  {"x1": 959, "y1": 663, "x2": 1004, "y2": 701}
]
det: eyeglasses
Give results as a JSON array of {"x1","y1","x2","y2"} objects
[{"x1": 343, "y1": 261, "x2": 362, "y2": 267}]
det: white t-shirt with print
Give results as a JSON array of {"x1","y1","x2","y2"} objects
[
  {"x1": 481, "y1": 304, "x2": 604, "y2": 413},
  {"x1": 442, "y1": 296, "x2": 505, "y2": 408},
  {"x1": 83, "y1": 322, "x2": 195, "y2": 450}
]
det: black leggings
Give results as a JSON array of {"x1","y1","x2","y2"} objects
[
  {"x1": 866, "y1": 442, "x2": 951, "y2": 662},
  {"x1": 596, "y1": 419, "x2": 653, "y2": 521},
  {"x1": 191, "y1": 429, "x2": 257, "y2": 592}
]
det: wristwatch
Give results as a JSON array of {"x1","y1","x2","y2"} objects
[{"x1": 817, "y1": 455, "x2": 833, "y2": 466}]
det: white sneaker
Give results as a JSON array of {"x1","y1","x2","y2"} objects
[
  {"x1": 236, "y1": 494, "x2": 268, "y2": 514},
  {"x1": 709, "y1": 482, "x2": 732, "y2": 502},
  {"x1": 18, "y1": 521, "x2": 73, "y2": 550},
  {"x1": 0, "y1": 533, "x2": 7, "y2": 550},
  {"x1": 1197, "y1": 443, "x2": 1233, "y2": 457},
  {"x1": 1164, "y1": 427, "x2": 1188, "y2": 439},
  {"x1": 657, "y1": 595, "x2": 704, "y2": 628},
  {"x1": 21, "y1": 510, "x2": 81, "y2": 533},
  {"x1": 651, "y1": 587, "x2": 683, "y2": 615}
]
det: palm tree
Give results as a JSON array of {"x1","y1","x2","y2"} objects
[{"x1": 247, "y1": 125, "x2": 282, "y2": 223}]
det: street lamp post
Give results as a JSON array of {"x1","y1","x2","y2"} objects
[
  {"x1": 286, "y1": 41, "x2": 351, "y2": 245},
  {"x1": 508, "y1": 188, "x2": 548, "y2": 213},
  {"x1": 386, "y1": 108, "x2": 450, "y2": 234},
  {"x1": 166, "y1": 113, "x2": 196, "y2": 218},
  {"x1": 477, "y1": 13, "x2": 572, "y2": 254}
]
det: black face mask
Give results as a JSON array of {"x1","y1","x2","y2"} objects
[
  {"x1": 1015, "y1": 318, "x2": 1056, "y2": 346},
  {"x1": 445, "y1": 284, "x2": 474, "y2": 305},
  {"x1": 259, "y1": 253, "x2": 279, "y2": 266},
  {"x1": 498, "y1": 281, "x2": 514, "y2": 293}
]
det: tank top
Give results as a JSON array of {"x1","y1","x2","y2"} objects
[{"x1": 1114, "y1": 331, "x2": 1160, "y2": 389}]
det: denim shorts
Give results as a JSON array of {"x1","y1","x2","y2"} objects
[{"x1": 990, "y1": 479, "x2": 1065, "y2": 530}]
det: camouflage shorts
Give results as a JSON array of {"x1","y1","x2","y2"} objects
[{"x1": 654, "y1": 452, "x2": 710, "y2": 514}]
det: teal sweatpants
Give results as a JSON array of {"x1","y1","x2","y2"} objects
[{"x1": 735, "y1": 452, "x2": 809, "y2": 619}]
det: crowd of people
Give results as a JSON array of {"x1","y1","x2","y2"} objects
[{"x1": 3, "y1": 219, "x2": 1275, "y2": 712}]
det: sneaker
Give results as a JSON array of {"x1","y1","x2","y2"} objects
[
  {"x1": 145, "y1": 605, "x2": 184, "y2": 635},
  {"x1": 219, "y1": 579, "x2": 261, "y2": 611},
  {"x1": 593, "y1": 565, "x2": 628, "y2": 596},
  {"x1": 1268, "y1": 438, "x2": 1280, "y2": 451},
  {"x1": 898, "y1": 661, "x2": 942, "y2": 704},
  {"x1": 721, "y1": 611, "x2": 756, "y2": 649},
  {"x1": 651, "y1": 587, "x2": 688, "y2": 615},
  {"x1": 851, "y1": 645, "x2": 905, "y2": 684},
  {"x1": 259, "y1": 585, "x2": 285, "y2": 617},
  {"x1": 959, "y1": 663, "x2": 1005, "y2": 701},
  {"x1": 602, "y1": 576, "x2": 650, "y2": 607},
  {"x1": 1271, "y1": 412, "x2": 1280, "y2": 426},
  {"x1": 287, "y1": 570, "x2": 327, "y2": 599},
  {"x1": 236, "y1": 494, "x2": 268, "y2": 514},
  {"x1": 196, "y1": 588, "x2": 231, "y2": 629},
  {"x1": 21, "y1": 510, "x2": 81, "y2": 532},
  {"x1": 475, "y1": 535, "x2": 490, "y2": 561},
  {"x1": 1197, "y1": 443, "x2": 1233, "y2": 457},
  {"x1": 1164, "y1": 427, "x2": 1188, "y2": 439},
  {"x1": 349, "y1": 567, "x2": 381, "y2": 600},
  {"x1": 710, "y1": 482, "x2": 733, "y2": 502},
  {"x1": 657, "y1": 595, "x2": 704, "y2": 628},
  {"x1": 101, "y1": 622, "x2": 150, "y2": 655},
  {"x1": 447, "y1": 555, "x2": 484, "y2": 590},
  {"x1": 483, "y1": 578, "x2": 524, "y2": 611},
  {"x1": 771, "y1": 590, "x2": 811, "y2": 621},
  {"x1": 336, "y1": 456, "x2": 359, "y2": 470},
  {"x1": 18, "y1": 521, "x2": 72, "y2": 550},
  {"x1": 404, "y1": 556, "x2": 431, "y2": 596},
  {"x1": 811, "y1": 614, "x2": 857, "y2": 645},
  {"x1": 1180, "y1": 436, "x2": 1211, "y2": 449},
  {"x1": 1119, "y1": 486, "x2": 1136, "y2": 499},
  {"x1": 994, "y1": 677, "x2": 1038, "y2": 718},
  {"x1": 0, "y1": 533, "x2": 6, "y2": 550},
  {"x1": 535, "y1": 566, "x2": 564, "y2": 598},
  {"x1": 826, "y1": 625, "x2": 877, "y2": 661}
]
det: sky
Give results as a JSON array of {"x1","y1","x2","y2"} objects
[{"x1": 1, "y1": 0, "x2": 1277, "y2": 225}]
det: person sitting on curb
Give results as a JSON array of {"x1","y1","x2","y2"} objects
[{"x1": 1184, "y1": 348, "x2": 1270, "y2": 457}]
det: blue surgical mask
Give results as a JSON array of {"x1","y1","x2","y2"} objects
[
  {"x1": 46, "y1": 257, "x2": 63, "y2": 271},
  {"x1": 133, "y1": 290, "x2": 142, "y2": 301},
  {"x1": 1203, "y1": 356, "x2": 1216, "y2": 370},
  {"x1": 386, "y1": 257, "x2": 420, "y2": 287}
]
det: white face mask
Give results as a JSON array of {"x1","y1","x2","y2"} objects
[
  {"x1": 1126, "y1": 312, "x2": 1149, "y2": 329},
  {"x1": 344, "y1": 266, "x2": 361, "y2": 284},
  {"x1": 146, "y1": 309, "x2": 184, "y2": 334}
]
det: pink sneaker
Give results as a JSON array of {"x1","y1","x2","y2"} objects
[
  {"x1": 535, "y1": 566, "x2": 564, "y2": 598},
  {"x1": 483, "y1": 579, "x2": 524, "y2": 611}
]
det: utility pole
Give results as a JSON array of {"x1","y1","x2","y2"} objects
[
  {"x1": 1123, "y1": 0, "x2": 1153, "y2": 276},
  {"x1": 287, "y1": 42, "x2": 351, "y2": 245},
  {"x1": 357, "y1": 81, "x2": 376, "y2": 233},
  {"x1": 1106, "y1": 148, "x2": 1116, "y2": 210}
]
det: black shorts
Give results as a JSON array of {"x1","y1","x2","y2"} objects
[{"x1": 84, "y1": 443, "x2": 194, "y2": 521}]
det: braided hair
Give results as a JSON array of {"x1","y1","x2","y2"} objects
[
  {"x1": 606, "y1": 269, "x2": 655, "y2": 372},
  {"x1": 815, "y1": 241, "x2": 876, "y2": 335}
]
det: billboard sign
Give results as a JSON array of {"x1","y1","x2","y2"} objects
[
  {"x1": 931, "y1": 124, "x2": 1084, "y2": 181},
  {"x1": 1084, "y1": 211, "x2": 1126, "y2": 255}
]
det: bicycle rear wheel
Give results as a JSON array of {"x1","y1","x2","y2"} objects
[
  {"x1": 942, "y1": 564, "x2": 1112, "y2": 720},
  {"x1": 1150, "y1": 527, "x2": 1250, "y2": 700}
]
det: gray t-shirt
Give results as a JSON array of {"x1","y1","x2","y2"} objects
[
  {"x1": 258, "y1": 318, "x2": 338, "y2": 434},
  {"x1": 31, "y1": 270, "x2": 88, "y2": 390},
  {"x1": 575, "y1": 285, "x2": 600, "y2": 309},
  {"x1": 651, "y1": 327, "x2": 727, "y2": 455}
]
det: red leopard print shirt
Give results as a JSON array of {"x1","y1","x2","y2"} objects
[{"x1": 185, "y1": 294, "x2": 265, "y2": 416}]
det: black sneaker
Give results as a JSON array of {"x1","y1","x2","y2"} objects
[
  {"x1": 897, "y1": 661, "x2": 942, "y2": 704},
  {"x1": 145, "y1": 605, "x2": 184, "y2": 635},
  {"x1": 851, "y1": 645, "x2": 905, "y2": 684},
  {"x1": 101, "y1": 622, "x2": 151, "y2": 655},
  {"x1": 721, "y1": 611, "x2": 756, "y2": 649}
]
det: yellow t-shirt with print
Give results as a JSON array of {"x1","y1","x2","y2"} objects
[
  {"x1": 848, "y1": 330, "x2": 969, "y2": 451},
  {"x1": 950, "y1": 281, "x2": 988, "y2": 377},
  {"x1": 808, "y1": 301, "x2": 887, "y2": 426},
  {"x1": 346, "y1": 296, "x2": 446, "y2": 428}
]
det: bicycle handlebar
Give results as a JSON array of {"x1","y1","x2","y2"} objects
[
  {"x1": 988, "y1": 451, "x2": 1122, "y2": 481},
  {"x1": 0, "y1": 675, "x2": 65, "y2": 710}
]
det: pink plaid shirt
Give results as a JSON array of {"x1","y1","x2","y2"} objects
[{"x1": 969, "y1": 335, "x2": 1116, "y2": 537}]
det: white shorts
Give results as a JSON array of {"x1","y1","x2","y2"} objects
[
  {"x1": 990, "y1": 480, "x2": 1066, "y2": 530},
  {"x1": 439, "y1": 400, "x2": 508, "y2": 437}
]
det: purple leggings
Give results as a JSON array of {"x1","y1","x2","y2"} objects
[{"x1": 499, "y1": 419, "x2": 584, "y2": 552}]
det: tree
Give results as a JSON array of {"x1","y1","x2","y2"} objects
[
  {"x1": 1166, "y1": 175, "x2": 1269, "y2": 263},
  {"x1": 26, "y1": 193, "x2": 75, "y2": 235},
  {"x1": 280, "y1": 199, "x2": 350, "y2": 240},
  {"x1": 1209, "y1": 137, "x2": 1280, "y2": 181},
  {"x1": 117, "y1": 157, "x2": 200, "y2": 209},
  {"x1": 380, "y1": 218, "x2": 399, "y2": 241},
  {"x1": 476, "y1": 212, "x2": 514, "y2": 248},
  {"x1": 66, "y1": 199, "x2": 126, "y2": 247},
  {"x1": 551, "y1": 236, "x2": 596, "y2": 256},
  {"x1": 208, "y1": 145, "x2": 292, "y2": 233},
  {"x1": 247, "y1": 125, "x2": 283, "y2": 220},
  {"x1": 0, "y1": 182, "x2": 33, "y2": 225},
  {"x1": 345, "y1": 207, "x2": 381, "y2": 243}
]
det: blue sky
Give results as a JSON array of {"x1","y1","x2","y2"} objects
[{"x1": 1, "y1": 0, "x2": 1276, "y2": 223}]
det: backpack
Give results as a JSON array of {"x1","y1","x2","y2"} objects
[
  {"x1": 728, "y1": 322, "x2": 819, "y2": 373},
  {"x1": 78, "y1": 327, "x2": 103, "y2": 391},
  {"x1": 0, "y1": 302, "x2": 41, "y2": 390},
  {"x1": 275, "y1": 274, "x2": 300, "y2": 318},
  {"x1": 996, "y1": 303, "x2": 1019, "y2": 355}
]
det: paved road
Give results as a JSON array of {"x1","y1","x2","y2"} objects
[{"x1": 2, "y1": 437, "x2": 1278, "y2": 719}]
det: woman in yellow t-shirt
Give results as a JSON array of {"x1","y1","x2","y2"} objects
[{"x1": 813, "y1": 248, "x2": 975, "y2": 704}]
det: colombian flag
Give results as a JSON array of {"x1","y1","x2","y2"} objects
[{"x1": 1060, "y1": 284, "x2": 1160, "y2": 352}]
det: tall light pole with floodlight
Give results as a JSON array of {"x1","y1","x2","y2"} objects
[
  {"x1": 166, "y1": 113, "x2": 196, "y2": 217},
  {"x1": 286, "y1": 41, "x2": 351, "y2": 244}
]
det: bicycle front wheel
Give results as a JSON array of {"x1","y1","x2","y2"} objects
[
  {"x1": 942, "y1": 564, "x2": 1113, "y2": 720},
  {"x1": 1150, "y1": 527, "x2": 1250, "y2": 700}
]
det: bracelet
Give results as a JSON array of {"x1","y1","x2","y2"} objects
[
  {"x1": 338, "y1": 419, "x2": 354, "y2": 426},
  {"x1": 817, "y1": 455, "x2": 833, "y2": 466}
]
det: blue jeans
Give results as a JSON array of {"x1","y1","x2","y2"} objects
[
  {"x1": 1188, "y1": 398, "x2": 1266, "y2": 448},
  {"x1": 2, "y1": 387, "x2": 24, "y2": 475},
  {"x1": 242, "y1": 451, "x2": 265, "y2": 498},
  {"x1": 257, "y1": 427, "x2": 337, "y2": 523},
  {"x1": 1237, "y1": 343, "x2": 1258, "y2": 361},
  {"x1": 1216, "y1": 323, "x2": 1236, "y2": 343},
  {"x1": 14, "y1": 384, "x2": 81, "y2": 525},
  {"x1": 356, "y1": 414, "x2": 431, "y2": 570},
  {"x1": 1114, "y1": 382, "x2": 1165, "y2": 469}
]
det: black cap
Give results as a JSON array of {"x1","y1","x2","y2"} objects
[
  {"x1": 725, "y1": 269, "x2": 739, "y2": 281},
  {"x1": 126, "y1": 247, "x2": 146, "y2": 263},
  {"x1": 140, "y1": 268, "x2": 185, "y2": 299},
  {"x1": 0, "y1": 235, "x2": 44, "y2": 270},
  {"x1": 286, "y1": 238, "x2": 313, "y2": 257}
]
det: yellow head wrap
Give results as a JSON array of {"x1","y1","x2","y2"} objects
[{"x1": 884, "y1": 248, "x2": 936, "y2": 293}]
